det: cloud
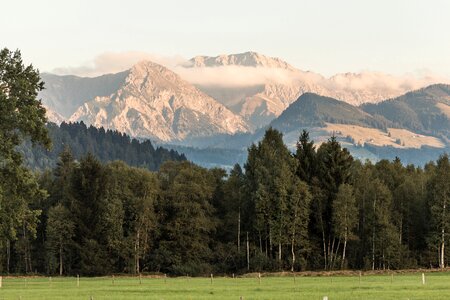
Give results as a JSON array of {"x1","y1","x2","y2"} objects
[
  {"x1": 52, "y1": 51, "x2": 311, "y2": 87},
  {"x1": 52, "y1": 51, "x2": 186, "y2": 77},
  {"x1": 52, "y1": 51, "x2": 450, "y2": 96},
  {"x1": 174, "y1": 66, "x2": 304, "y2": 87},
  {"x1": 324, "y1": 71, "x2": 450, "y2": 93}
]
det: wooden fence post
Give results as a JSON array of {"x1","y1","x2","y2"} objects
[{"x1": 422, "y1": 273, "x2": 425, "y2": 285}]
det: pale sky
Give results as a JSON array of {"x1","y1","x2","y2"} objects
[{"x1": 1, "y1": 0, "x2": 450, "y2": 77}]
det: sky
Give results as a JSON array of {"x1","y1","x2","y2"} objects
[{"x1": 1, "y1": 0, "x2": 450, "y2": 77}]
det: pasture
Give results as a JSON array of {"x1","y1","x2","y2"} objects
[{"x1": 1, "y1": 271, "x2": 449, "y2": 299}]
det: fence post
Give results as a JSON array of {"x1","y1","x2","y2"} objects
[
  {"x1": 0, "y1": 276, "x2": 2, "y2": 288},
  {"x1": 112, "y1": 275, "x2": 115, "y2": 285},
  {"x1": 258, "y1": 273, "x2": 261, "y2": 285},
  {"x1": 139, "y1": 273, "x2": 142, "y2": 284},
  {"x1": 164, "y1": 274, "x2": 167, "y2": 284},
  {"x1": 77, "y1": 274, "x2": 80, "y2": 287},
  {"x1": 422, "y1": 273, "x2": 425, "y2": 285}
]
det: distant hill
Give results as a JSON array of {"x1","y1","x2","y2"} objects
[
  {"x1": 20, "y1": 122, "x2": 186, "y2": 171},
  {"x1": 362, "y1": 84, "x2": 450, "y2": 143},
  {"x1": 159, "y1": 144, "x2": 247, "y2": 170},
  {"x1": 270, "y1": 93, "x2": 390, "y2": 132}
]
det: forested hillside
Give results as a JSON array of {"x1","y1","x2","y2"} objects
[
  {"x1": 362, "y1": 84, "x2": 450, "y2": 142},
  {"x1": 20, "y1": 122, "x2": 186, "y2": 171},
  {"x1": 270, "y1": 93, "x2": 390, "y2": 132}
]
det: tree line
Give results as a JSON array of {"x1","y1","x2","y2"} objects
[
  {"x1": 1, "y1": 128, "x2": 449, "y2": 275},
  {"x1": 20, "y1": 121, "x2": 186, "y2": 171}
]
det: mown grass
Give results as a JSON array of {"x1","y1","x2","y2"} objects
[{"x1": 1, "y1": 271, "x2": 449, "y2": 299}]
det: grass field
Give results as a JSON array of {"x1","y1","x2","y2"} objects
[{"x1": 1, "y1": 271, "x2": 449, "y2": 299}]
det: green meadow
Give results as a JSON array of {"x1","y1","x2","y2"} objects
[{"x1": 1, "y1": 272, "x2": 449, "y2": 299}]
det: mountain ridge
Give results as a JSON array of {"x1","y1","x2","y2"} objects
[
  {"x1": 68, "y1": 60, "x2": 249, "y2": 142},
  {"x1": 187, "y1": 51, "x2": 296, "y2": 70},
  {"x1": 40, "y1": 71, "x2": 128, "y2": 117}
]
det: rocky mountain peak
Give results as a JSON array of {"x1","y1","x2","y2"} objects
[
  {"x1": 68, "y1": 60, "x2": 249, "y2": 142},
  {"x1": 188, "y1": 51, "x2": 295, "y2": 70}
]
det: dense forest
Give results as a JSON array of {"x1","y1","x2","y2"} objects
[
  {"x1": 1, "y1": 128, "x2": 449, "y2": 275},
  {"x1": 20, "y1": 122, "x2": 186, "y2": 171}
]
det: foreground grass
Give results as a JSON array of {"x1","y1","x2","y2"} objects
[{"x1": 1, "y1": 272, "x2": 449, "y2": 299}]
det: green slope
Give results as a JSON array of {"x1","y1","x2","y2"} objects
[
  {"x1": 362, "y1": 84, "x2": 450, "y2": 141},
  {"x1": 270, "y1": 92, "x2": 389, "y2": 132}
]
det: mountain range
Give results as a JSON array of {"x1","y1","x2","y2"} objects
[
  {"x1": 182, "y1": 52, "x2": 449, "y2": 128},
  {"x1": 38, "y1": 52, "x2": 450, "y2": 166}
]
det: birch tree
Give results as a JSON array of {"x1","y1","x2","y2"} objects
[
  {"x1": 332, "y1": 184, "x2": 357, "y2": 269},
  {"x1": 427, "y1": 154, "x2": 450, "y2": 269},
  {"x1": 287, "y1": 178, "x2": 311, "y2": 271},
  {"x1": 46, "y1": 204, "x2": 74, "y2": 275}
]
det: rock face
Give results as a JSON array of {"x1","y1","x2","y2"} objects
[
  {"x1": 69, "y1": 61, "x2": 248, "y2": 142},
  {"x1": 40, "y1": 71, "x2": 128, "y2": 118},
  {"x1": 44, "y1": 105, "x2": 65, "y2": 124}
]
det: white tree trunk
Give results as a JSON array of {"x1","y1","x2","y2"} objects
[
  {"x1": 341, "y1": 231, "x2": 347, "y2": 270},
  {"x1": 237, "y1": 208, "x2": 241, "y2": 253},
  {"x1": 246, "y1": 232, "x2": 250, "y2": 271},
  {"x1": 291, "y1": 237, "x2": 295, "y2": 272},
  {"x1": 59, "y1": 244, "x2": 63, "y2": 276},
  {"x1": 441, "y1": 201, "x2": 446, "y2": 269},
  {"x1": 278, "y1": 242, "x2": 282, "y2": 261}
]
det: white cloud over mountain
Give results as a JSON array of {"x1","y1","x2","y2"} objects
[
  {"x1": 52, "y1": 51, "x2": 186, "y2": 77},
  {"x1": 52, "y1": 51, "x2": 450, "y2": 91}
]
